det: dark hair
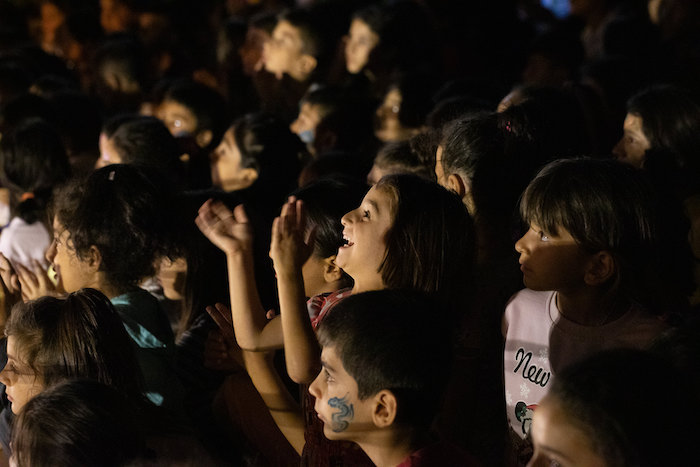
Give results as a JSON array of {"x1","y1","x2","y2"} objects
[
  {"x1": 440, "y1": 113, "x2": 524, "y2": 250},
  {"x1": 232, "y1": 112, "x2": 304, "y2": 201},
  {"x1": 317, "y1": 290, "x2": 451, "y2": 431},
  {"x1": 389, "y1": 72, "x2": 435, "y2": 129},
  {"x1": 292, "y1": 177, "x2": 368, "y2": 288},
  {"x1": 356, "y1": 1, "x2": 438, "y2": 88},
  {"x1": 109, "y1": 116, "x2": 182, "y2": 176},
  {"x1": 373, "y1": 140, "x2": 434, "y2": 181},
  {"x1": 627, "y1": 85, "x2": 700, "y2": 198},
  {"x1": 301, "y1": 84, "x2": 376, "y2": 155},
  {"x1": 93, "y1": 34, "x2": 147, "y2": 115},
  {"x1": 162, "y1": 79, "x2": 228, "y2": 151},
  {"x1": 12, "y1": 379, "x2": 148, "y2": 467},
  {"x1": 548, "y1": 349, "x2": 695, "y2": 465},
  {"x1": 375, "y1": 174, "x2": 474, "y2": 317},
  {"x1": 0, "y1": 119, "x2": 71, "y2": 224},
  {"x1": 277, "y1": 7, "x2": 338, "y2": 76},
  {"x1": 520, "y1": 158, "x2": 690, "y2": 314},
  {"x1": 52, "y1": 164, "x2": 178, "y2": 289},
  {"x1": 5, "y1": 288, "x2": 143, "y2": 399}
]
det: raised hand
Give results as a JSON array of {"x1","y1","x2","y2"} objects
[
  {"x1": 15, "y1": 259, "x2": 57, "y2": 301},
  {"x1": 269, "y1": 197, "x2": 316, "y2": 277},
  {"x1": 195, "y1": 200, "x2": 253, "y2": 256}
]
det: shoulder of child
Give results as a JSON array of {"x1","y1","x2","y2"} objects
[{"x1": 396, "y1": 440, "x2": 481, "y2": 467}]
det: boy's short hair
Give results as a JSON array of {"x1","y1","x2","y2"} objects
[
  {"x1": 162, "y1": 79, "x2": 228, "y2": 149},
  {"x1": 317, "y1": 289, "x2": 451, "y2": 430},
  {"x1": 109, "y1": 116, "x2": 181, "y2": 175}
]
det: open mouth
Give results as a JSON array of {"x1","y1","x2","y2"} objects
[{"x1": 341, "y1": 232, "x2": 354, "y2": 248}]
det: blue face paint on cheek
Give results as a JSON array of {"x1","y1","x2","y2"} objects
[{"x1": 328, "y1": 393, "x2": 354, "y2": 432}]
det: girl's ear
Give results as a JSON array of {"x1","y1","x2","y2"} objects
[
  {"x1": 323, "y1": 255, "x2": 343, "y2": 284},
  {"x1": 371, "y1": 389, "x2": 398, "y2": 429},
  {"x1": 85, "y1": 245, "x2": 103, "y2": 272},
  {"x1": 447, "y1": 174, "x2": 475, "y2": 214},
  {"x1": 584, "y1": 251, "x2": 616, "y2": 286},
  {"x1": 240, "y1": 167, "x2": 259, "y2": 186}
]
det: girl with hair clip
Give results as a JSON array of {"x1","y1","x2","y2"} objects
[
  {"x1": 503, "y1": 158, "x2": 690, "y2": 464},
  {"x1": 0, "y1": 119, "x2": 71, "y2": 314},
  {"x1": 0, "y1": 288, "x2": 144, "y2": 460},
  {"x1": 10, "y1": 165, "x2": 185, "y2": 412},
  {"x1": 197, "y1": 174, "x2": 475, "y2": 464}
]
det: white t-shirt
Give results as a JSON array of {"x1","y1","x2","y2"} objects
[
  {"x1": 0, "y1": 217, "x2": 50, "y2": 268},
  {"x1": 503, "y1": 288, "x2": 667, "y2": 439}
]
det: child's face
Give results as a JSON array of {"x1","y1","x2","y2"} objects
[
  {"x1": 612, "y1": 113, "x2": 650, "y2": 169},
  {"x1": 528, "y1": 395, "x2": 606, "y2": 467},
  {"x1": 46, "y1": 217, "x2": 93, "y2": 293},
  {"x1": 309, "y1": 345, "x2": 374, "y2": 441},
  {"x1": 0, "y1": 337, "x2": 45, "y2": 414},
  {"x1": 336, "y1": 185, "x2": 394, "y2": 289},
  {"x1": 344, "y1": 19, "x2": 379, "y2": 74},
  {"x1": 290, "y1": 102, "x2": 322, "y2": 145},
  {"x1": 156, "y1": 99, "x2": 198, "y2": 138},
  {"x1": 210, "y1": 127, "x2": 255, "y2": 192},
  {"x1": 263, "y1": 20, "x2": 306, "y2": 79},
  {"x1": 515, "y1": 223, "x2": 592, "y2": 292}
]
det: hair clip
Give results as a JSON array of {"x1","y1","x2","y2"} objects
[
  {"x1": 108, "y1": 170, "x2": 116, "y2": 181},
  {"x1": 506, "y1": 121, "x2": 512, "y2": 132}
]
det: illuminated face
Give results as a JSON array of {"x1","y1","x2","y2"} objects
[
  {"x1": 210, "y1": 127, "x2": 255, "y2": 192},
  {"x1": 336, "y1": 185, "x2": 393, "y2": 290},
  {"x1": 344, "y1": 19, "x2": 379, "y2": 74},
  {"x1": 612, "y1": 113, "x2": 650, "y2": 168},
  {"x1": 262, "y1": 20, "x2": 306, "y2": 79},
  {"x1": 156, "y1": 99, "x2": 198, "y2": 138},
  {"x1": 0, "y1": 337, "x2": 45, "y2": 414},
  {"x1": 515, "y1": 223, "x2": 592, "y2": 293},
  {"x1": 45, "y1": 217, "x2": 94, "y2": 293},
  {"x1": 308, "y1": 345, "x2": 374, "y2": 442},
  {"x1": 528, "y1": 395, "x2": 607, "y2": 467}
]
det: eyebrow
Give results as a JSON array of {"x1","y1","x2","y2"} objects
[
  {"x1": 366, "y1": 199, "x2": 379, "y2": 213},
  {"x1": 320, "y1": 359, "x2": 336, "y2": 374}
]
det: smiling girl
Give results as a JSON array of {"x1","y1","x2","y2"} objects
[{"x1": 197, "y1": 174, "x2": 474, "y2": 463}]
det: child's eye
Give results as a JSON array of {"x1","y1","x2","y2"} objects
[
  {"x1": 538, "y1": 231, "x2": 550, "y2": 242},
  {"x1": 362, "y1": 210, "x2": 370, "y2": 219},
  {"x1": 324, "y1": 369, "x2": 334, "y2": 383}
]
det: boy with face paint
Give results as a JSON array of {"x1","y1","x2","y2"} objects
[{"x1": 309, "y1": 290, "x2": 478, "y2": 467}]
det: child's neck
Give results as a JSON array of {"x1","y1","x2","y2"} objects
[
  {"x1": 556, "y1": 287, "x2": 628, "y2": 326},
  {"x1": 359, "y1": 428, "x2": 428, "y2": 467},
  {"x1": 351, "y1": 275, "x2": 386, "y2": 295}
]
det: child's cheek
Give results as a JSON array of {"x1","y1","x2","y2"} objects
[{"x1": 327, "y1": 392, "x2": 354, "y2": 433}]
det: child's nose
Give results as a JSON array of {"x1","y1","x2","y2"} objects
[
  {"x1": 612, "y1": 137, "x2": 625, "y2": 158},
  {"x1": 308, "y1": 372, "x2": 322, "y2": 398},
  {"x1": 45, "y1": 240, "x2": 56, "y2": 264},
  {"x1": 514, "y1": 234, "x2": 526, "y2": 254}
]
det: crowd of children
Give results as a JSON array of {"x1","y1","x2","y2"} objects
[{"x1": 0, "y1": 0, "x2": 699, "y2": 465}]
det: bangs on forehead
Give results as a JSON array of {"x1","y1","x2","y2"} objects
[
  {"x1": 374, "y1": 176, "x2": 399, "y2": 218},
  {"x1": 519, "y1": 178, "x2": 569, "y2": 237}
]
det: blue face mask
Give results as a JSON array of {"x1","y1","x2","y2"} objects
[{"x1": 299, "y1": 129, "x2": 315, "y2": 144}]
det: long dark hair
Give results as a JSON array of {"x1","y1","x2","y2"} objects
[{"x1": 5, "y1": 288, "x2": 143, "y2": 400}]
